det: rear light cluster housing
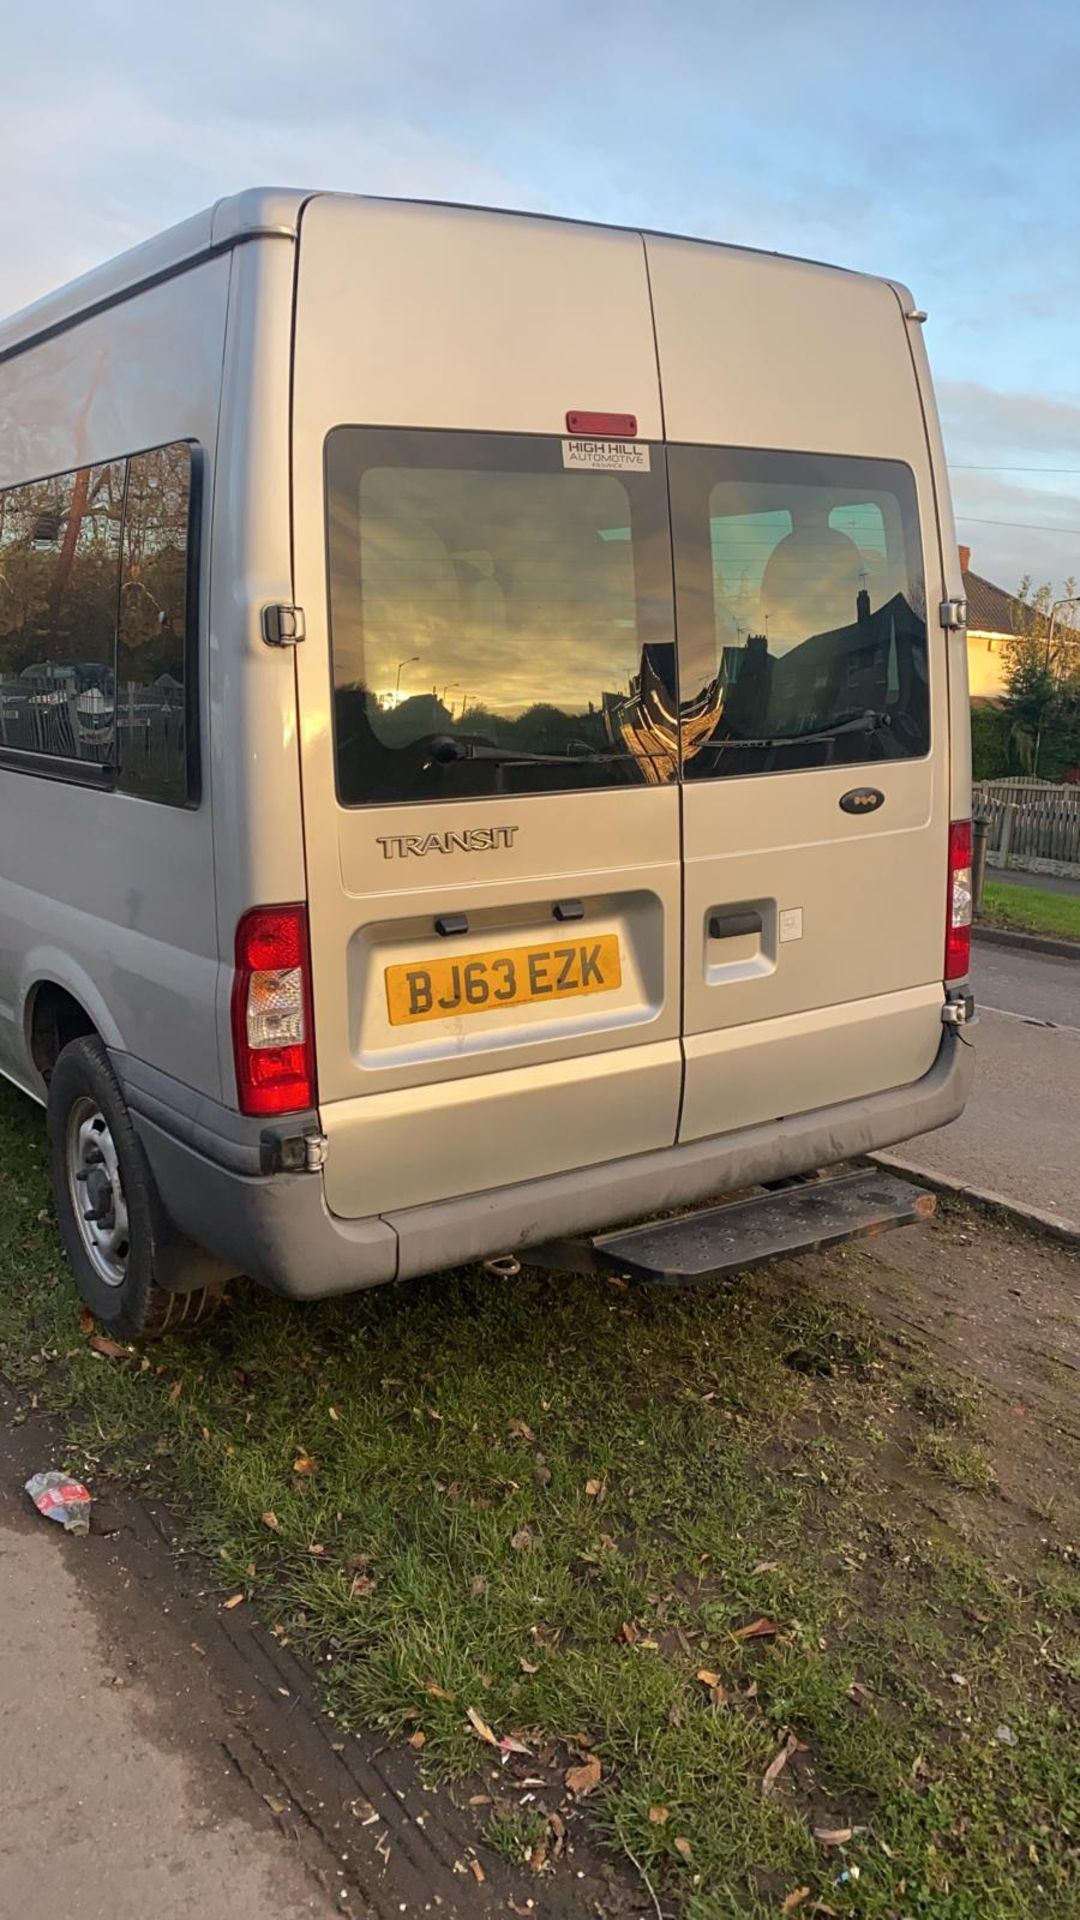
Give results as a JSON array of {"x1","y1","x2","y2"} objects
[
  {"x1": 231, "y1": 904, "x2": 316, "y2": 1116},
  {"x1": 945, "y1": 820, "x2": 973, "y2": 982}
]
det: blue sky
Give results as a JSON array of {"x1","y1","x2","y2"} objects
[{"x1": 6, "y1": 0, "x2": 1080, "y2": 592}]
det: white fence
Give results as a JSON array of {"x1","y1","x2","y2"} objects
[{"x1": 975, "y1": 779, "x2": 1080, "y2": 873}]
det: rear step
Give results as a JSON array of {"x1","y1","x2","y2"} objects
[{"x1": 590, "y1": 1168, "x2": 935, "y2": 1285}]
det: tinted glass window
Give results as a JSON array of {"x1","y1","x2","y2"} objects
[
  {"x1": 117, "y1": 442, "x2": 195, "y2": 804},
  {"x1": 326, "y1": 428, "x2": 676, "y2": 804},
  {"x1": 671, "y1": 448, "x2": 929, "y2": 778},
  {"x1": 0, "y1": 463, "x2": 123, "y2": 766}
]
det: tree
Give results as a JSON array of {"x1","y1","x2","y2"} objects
[{"x1": 1000, "y1": 577, "x2": 1080, "y2": 777}]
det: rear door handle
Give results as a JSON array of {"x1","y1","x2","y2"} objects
[{"x1": 708, "y1": 910, "x2": 763, "y2": 940}]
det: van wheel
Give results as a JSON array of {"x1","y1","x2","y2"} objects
[{"x1": 46, "y1": 1036, "x2": 223, "y2": 1341}]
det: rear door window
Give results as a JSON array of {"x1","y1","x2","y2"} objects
[
  {"x1": 670, "y1": 447, "x2": 929, "y2": 777},
  {"x1": 325, "y1": 428, "x2": 676, "y2": 804}
]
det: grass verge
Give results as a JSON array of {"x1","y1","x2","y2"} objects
[
  {"x1": 0, "y1": 1080, "x2": 1077, "y2": 1918},
  {"x1": 981, "y1": 879, "x2": 1080, "y2": 942}
]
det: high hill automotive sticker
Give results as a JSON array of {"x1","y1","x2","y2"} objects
[{"x1": 561, "y1": 439, "x2": 651, "y2": 473}]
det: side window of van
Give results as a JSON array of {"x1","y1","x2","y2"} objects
[
  {"x1": 0, "y1": 463, "x2": 124, "y2": 769},
  {"x1": 670, "y1": 448, "x2": 929, "y2": 778},
  {"x1": 0, "y1": 443, "x2": 197, "y2": 801},
  {"x1": 117, "y1": 442, "x2": 197, "y2": 806}
]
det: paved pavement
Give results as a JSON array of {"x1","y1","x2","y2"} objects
[
  {"x1": 0, "y1": 1484, "x2": 326, "y2": 1920},
  {"x1": 893, "y1": 941, "x2": 1080, "y2": 1224},
  {"x1": 989, "y1": 865, "x2": 1080, "y2": 897}
]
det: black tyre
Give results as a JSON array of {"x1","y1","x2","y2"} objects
[{"x1": 46, "y1": 1036, "x2": 223, "y2": 1340}]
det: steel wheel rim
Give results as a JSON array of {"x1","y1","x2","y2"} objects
[{"x1": 65, "y1": 1097, "x2": 130, "y2": 1288}]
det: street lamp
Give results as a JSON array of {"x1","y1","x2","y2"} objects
[
  {"x1": 394, "y1": 654, "x2": 420, "y2": 699},
  {"x1": 1033, "y1": 597, "x2": 1080, "y2": 778}
]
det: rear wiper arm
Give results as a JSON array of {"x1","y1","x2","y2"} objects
[
  {"x1": 426, "y1": 735, "x2": 628, "y2": 768},
  {"x1": 695, "y1": 709, "x2": 893, "y2": 755}
]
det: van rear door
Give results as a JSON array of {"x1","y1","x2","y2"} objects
[
  {"x1": 646, "y1": 238, "x2": 951, "y2": 1144},
  {"x1": 290, "y1": 199, "x2": 682, "y2": 1223}
]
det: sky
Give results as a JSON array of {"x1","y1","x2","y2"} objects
[{"x1": 5, "y1": 0, "x2": 1080, "y2": 596}]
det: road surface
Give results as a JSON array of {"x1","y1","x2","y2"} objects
[{"x1": 892, "y1": 940, "x2": 1080, "y2": 1223}]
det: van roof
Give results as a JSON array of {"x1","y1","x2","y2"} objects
[{"x1": 0, "y1": 188, "x2": 914, "y2": 365}]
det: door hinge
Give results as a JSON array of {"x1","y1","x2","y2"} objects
[
  {"x1": 262, "y1": 603, "x2": 306, "y2": 647},
  {"x1": 939, "y1": 597, "x2": 967, "y2": 631}
]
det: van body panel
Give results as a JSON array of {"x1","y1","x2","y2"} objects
[
  {"x1": 0, "y1": 259, "x2": 229, "y2": 1099},
  {"x1": 679, "y1": 984, "x2": 943, "y2": 1144},
  {"x1": 292, "y1": 196, "x2": 664, "y2": 439},
  {"x1": 290, "y1": 199, "x2": 683, "y2": 1211},
  {"x1": 208, "y1": 239, "x2": 310, "y2": 1100},
  {"x1": 321, "y1": 1037, "x2": 682, "y2": 1218}
]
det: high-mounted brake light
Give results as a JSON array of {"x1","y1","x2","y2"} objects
[
  {"x1": 231, "y1": 904, "x2": 316, "y2": 1116},
  {"x1": 945, "y1": 820, "x2": 973, "y2": 982},
  {"x1": 565, "y1": 410, "x2": 638, "y2": 437}
]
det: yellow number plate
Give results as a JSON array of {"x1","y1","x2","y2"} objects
[{"x1": 385, "y1": 934, "x2": 622, "y2": 1026}]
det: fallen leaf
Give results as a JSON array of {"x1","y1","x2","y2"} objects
[
  {"x1": 470, "y1": 1575, "x2": 489, "y2": 1598},
  {"x1": 261, "y1": 1510, "x2": 281, "y2": 1532},
  {"x1": 564, "y1": 1754, "x2": 602, "y2": 1796},
  {"x1": 468, "y1": 1794, "x2": 491, "y2": 1806},
  {"x1": 167, "y1": 1379, "x2": 183, "y2": 1404},
  {"x1": 620, "y1": 1622, "x2": 640, "y2": 1645},
  {"x1": 752, "y1": 1559, "x2": 780, "y2": 1575},
  {"x1": 781, "y1": 1891, "x2": 811, "y2": 1914},
  {"x1": 648, "y1": 1805, "x2": 670, "y2": 1825},
  {"x1": 468, "y1": 1858, "x2": 485, "y2": 1884},
  {"x1": 510, "y1": 1526, "x2": 534, "y2": 1551},
  {"x1": 408, "y1": 1730, "x2": 426, "y2": 1749},
  {"x1": 814, "y1": 1825, "x2": 864, "y2": 1846},
  {"x1": 78, "y1": 1306, "x2": 95, "y2": 1334},
  {"x1": 222, "y1": 1593, "x2": 245, "y2": 1610},
  {"x1": 638, "y1": 1638, "x2": 660, "y2": 1651},
  {"x1": 732, "y1": 1616, "x2": 779, "y2": 1641},
  {"x1": 466, "y1": 1705, "x2": 499, "y2": 1747},
  {"x1": 499, "y1": 1734, "x2": 533, "y2": 1757},
  {"x1": 263, "y1": 1793, "x2": 288, "y2": 1816},
  {"x1": 88, "y1": 1333, "x2": 127, "y2": 1359},
  {"x1": 508, "y1": 1418, "x2": 536, "y2": 1441},
  {"x1": 534, "y1": 1462, "x2": 552, "y2": 1487},
  {"x1": 744, "y1": 1680, "x2": 759, "y2": 1700},
  {"x1": 762, "y1": 1730, "x2": 800, "y2": 1797},
  {"x1": 846, "y1": 1682, "x2": 873, "y2": 1706},
  {"x1": 292, "y1": 1452, "x2": 318, "y2": 1475},
  {"x1": 426, "y1": 1682, "x2": 454, "y2": 1701},
  {"x1": 307, "y1": 1543, "x2": 326, "y2": 1556},
  {"x1": 328, "y1": 1406, "x2": 340, "y2": 1421},
  {"x1": 673, "y1": 1836, "x2": 693, "y2": 1861},
  {"x1": 349, "y1": 1574, "x2": 376, "y2": 1598},
  {"x1": 546, "y1": 1810, "x2": 567, "y2": 1857},
  {"x1": 519, "y1": 1657, "x2": 539, "y2": 1674},
  {"x1": 584, "y1": 1477, "x2": 604, "y2": 1497}
]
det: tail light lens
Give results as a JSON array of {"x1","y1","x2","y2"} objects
[
  {"x1": 945, "y1": 820, "x2": 973, "y2": 981},
  {"x1": 231, "y1": 905, "x2": 316, "y2": 1116}
]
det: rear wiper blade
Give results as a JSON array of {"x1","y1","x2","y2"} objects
[
  {"x1": 425, "y1": 735, "x2": 628, "y2": 768},
  {"x1": 695, "y1": 709, "x2": 893, "y2": 754}
]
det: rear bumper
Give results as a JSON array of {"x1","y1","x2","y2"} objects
[{"x1": 114, "y1": 1027, "x2": 973, "y2": 1300}]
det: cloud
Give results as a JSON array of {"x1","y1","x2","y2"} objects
[{"x1": 940, "y1": 382, "x2": 1080, "y2": 464}]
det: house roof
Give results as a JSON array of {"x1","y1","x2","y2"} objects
[{"x1": 963, "y1": 568, "x2": 1027, "y2": 638}]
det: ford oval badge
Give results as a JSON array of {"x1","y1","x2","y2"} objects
[{"x1": 839, "y1": 786, "x2": 885, "y2": 815}]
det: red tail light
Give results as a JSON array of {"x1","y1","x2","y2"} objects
[
  {"x1": 231, "y1": 904, "x2": 316, "y2": 1116},
  {"x1": 945, "y1": 820, "x2": 973, "y2": 981}
]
